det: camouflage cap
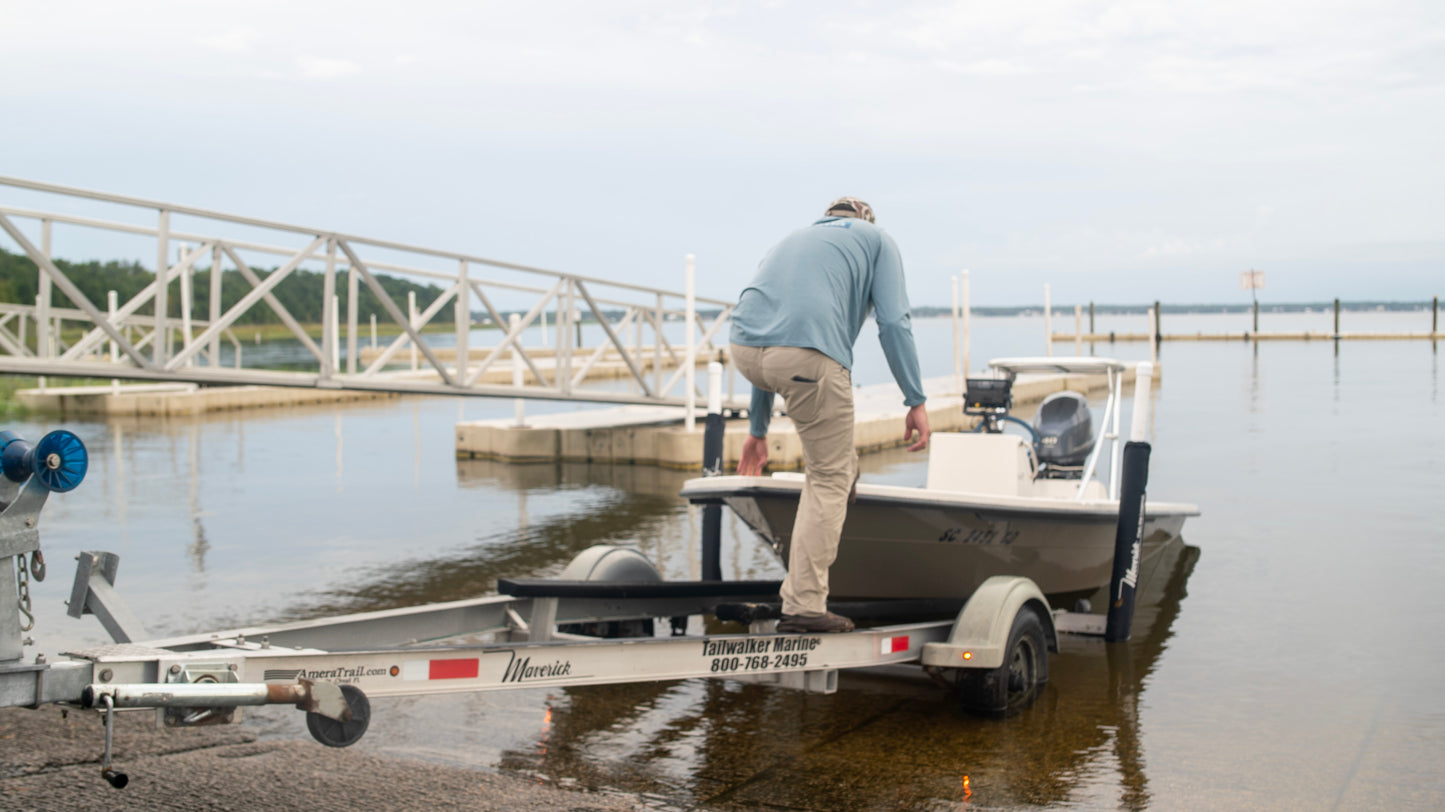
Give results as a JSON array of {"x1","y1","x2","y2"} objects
[{"x1": 824, "y1": 197, "x2": 875, "y2": 224}]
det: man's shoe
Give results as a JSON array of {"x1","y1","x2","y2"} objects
[{"x1": 776, "y1": 612, "x2": 855, "y2": 633}]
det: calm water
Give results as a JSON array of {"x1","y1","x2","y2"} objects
[{"x1": 9, "y1": 311, "x2": 1444, "y2": 810}]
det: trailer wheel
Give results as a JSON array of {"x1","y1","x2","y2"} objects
[
  {"x1": 306, "y1": 684, "x2": 370, "y2": 748},
  {"x1": 955, "y1": 606, "x2": 1048, "y2": 716}
]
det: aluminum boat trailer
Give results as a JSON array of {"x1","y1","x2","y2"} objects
[{"x1": 2, "y1": 427, "x2": 1148, "y2": 789}]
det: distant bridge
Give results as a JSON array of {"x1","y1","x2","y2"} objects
[{"x1": 0, "y1": 176, "x2": 733, "y2": 410}]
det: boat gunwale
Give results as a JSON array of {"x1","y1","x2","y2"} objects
[{"x1": 680, "y1": 475, "x2": 1202, "y2": 520}]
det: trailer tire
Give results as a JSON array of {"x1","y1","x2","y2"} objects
[
  {"x1": 306, "y1": 684, "x2": 371, "y2": 748},
  {"x1": 956, "y1": 606, "x2": 1048, "y2": 716}
]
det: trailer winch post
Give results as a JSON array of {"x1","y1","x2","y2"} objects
[
  {"x1": 701, "y1": 361, "x2": 725, "y2": 581},
  {"x1": 1106, "y1": 362, "x2": 1154, "y2": 642}
]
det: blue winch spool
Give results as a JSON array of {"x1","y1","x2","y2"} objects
[{"x1": 0, "y1": 429, "x2": 88, "y2": 492}]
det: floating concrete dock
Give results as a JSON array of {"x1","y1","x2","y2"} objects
[
  {"x1": 456, "y1": 366, "x2": 1153, "y2": 470},
  {"x1": 358, "y1": 343, "x2": 712, "y2": 384}
]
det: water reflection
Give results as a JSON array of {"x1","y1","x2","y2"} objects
[
  {"x1": 186, "y1": 423, "x2": 210, "y2": 573},
  {"x1": 276, "y1": 459, "x2": 704, "y2": 622},
  {"x1": 489, "y1": 542, "x2": 1199, "y2": 811}
]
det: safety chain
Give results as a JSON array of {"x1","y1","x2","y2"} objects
[{"x1": 16, "y1": 554, "x2": 35, "y2": 632}]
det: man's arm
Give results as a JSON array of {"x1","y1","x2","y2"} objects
[
  {"x1": 871, "y1": 235, "x2": 929, "y2": 450},
  {"x1": 739, "y1": 386, "x2": 775, "y2": 475}
]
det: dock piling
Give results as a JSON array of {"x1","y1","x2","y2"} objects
[{"x1": 700, "y1": 361, "x2": 725, "y2": 581}]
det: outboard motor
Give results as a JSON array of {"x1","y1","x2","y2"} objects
[{"x1": 1032, "y1": 391, "x2": 1095, "y2": 476}]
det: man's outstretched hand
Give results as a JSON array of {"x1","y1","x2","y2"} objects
[
  {"x1": 905, "y1": 403, "x2": 931, "y2": 452},
  {"x1": 738, "y1": 434, "x2": 769, "y2": 476}
]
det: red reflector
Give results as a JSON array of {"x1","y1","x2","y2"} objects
[
  {"x1": 429, "y1": 658, "x2": 480, "y2": 680},
  {"x1": 889, "y1": 635, "x2": 909, "y2": 653}
]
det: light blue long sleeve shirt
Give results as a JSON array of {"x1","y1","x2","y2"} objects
[{"x1": 730, "y1": 216, "x2": 926, "y2": 437}]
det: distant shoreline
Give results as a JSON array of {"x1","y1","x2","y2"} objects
[{"x1": 912, "y1": 300, "x2": 1438, "y2": 318}]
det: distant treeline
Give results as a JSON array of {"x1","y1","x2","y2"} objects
[
  {"x1": 0, "y1": 247, "x2": 454, "y2": 324},
  {"x1": 1, "y1": 247, "x2": 1432, "y2": 325}
]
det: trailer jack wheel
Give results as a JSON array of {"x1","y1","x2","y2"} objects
[
  {"x1": 306, "y1": 685, "x2": 370, "y2": 747},
  {"x1": 954, "y1": 607, "x2": 1048, "y2": 716}
]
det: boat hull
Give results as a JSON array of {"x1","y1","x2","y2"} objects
[{"x1": 684, "y1": 477, "x2": 1195, "y2": 602}]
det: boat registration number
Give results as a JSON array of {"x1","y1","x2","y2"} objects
[{"x1": 938, "y1": 526, "x2": 1020, "y2": 545}]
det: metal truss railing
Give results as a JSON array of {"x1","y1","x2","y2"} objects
[{"x1": 0, "y1": 176, "x2": 734, "y2": 408}]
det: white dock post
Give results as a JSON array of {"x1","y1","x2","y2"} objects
[
  {"x1": 35, "y1": 295, "x2": 45, "y2": 393},
  {"x1": 37, "y1": 219, "x2": 51, "y2": 392},
  {"x1": 210, "y1": 245, "x2": 223, "y2": 366},
  {"x1": 180, "y1": 244, "x2": 194, "y2": 366},
  {"x1": 154, "y1": 209, "x2": 169, "y2": 366},
  {"x1": 322, "y1": 238, "x2": 337, "y2": 377},
  {"x1": 654, "y1": 293, "x2": 664, "y2": 397},
  {"x1": 408, "y1": 291, "x2": 418, "y2": 371},
  {"x1": 511, "y1": 313, "x2": 526, "y2": 427},
  {"x1": 347, "y1": 258, "x2": 359, "y2": 374},
  {"x1": 108, "y1": 291, "x2": 119, "y2": 394},
  {"x1": 331, "y1": 294, "x2": 341, "y2": 372},
  {"x1": 1130, "y1": 362, "x2": 1154, "y2": 442},
  {"x1": 633, "y1": 308, "x2": 643, "y2": 394},
  {"x1": 456, "y1": 259, "x2": 470, "y2": 379},
  {"x1": 37, "y1": 220, "x2": 51, "y2": 391},
  {"x1": 685, "y1": 254, "x2": 697, "y2": 432},
  {"x1": 1044, "y1": 284, "x2": 1053, "y2": 357},
  {"x1": 1075, "y1": 305, "x2": 1083, "y2": 355}
]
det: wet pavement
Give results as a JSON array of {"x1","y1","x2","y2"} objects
[{"x1": 0, "y1": 704, "x2": 642, "y2": 812}]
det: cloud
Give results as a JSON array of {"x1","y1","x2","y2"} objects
[
  {"x1": 933, "y1": 58, "x2": 1032, "y2": 76},
  {"x1": 297, "y1": 56, "x2": 361, "y2": 80},
  {"x1": 198, "y1": 28, "x2": 254, "y2": 54},
  {"x1": 1141, "y1": 235, "x2": 1229, "y2": 259}
]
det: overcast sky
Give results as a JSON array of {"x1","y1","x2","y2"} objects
[{"x1": 2, "y1": 1, "x2": 1441, "y2": 307}]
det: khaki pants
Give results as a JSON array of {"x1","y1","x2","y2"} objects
[{"x1": 731, "y1": 344, "x2": 858, "y2": 617}]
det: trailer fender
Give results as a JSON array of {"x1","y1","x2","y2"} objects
[
  {"x1": 559, "y1": 545, "x2": 663, "y2": 583},
  {"x1": 556, "y1": 546, "x2": 663, "y2": 639},
  {"x1": 921, "y1": 576, "x2": 1056, "y2": 670}
]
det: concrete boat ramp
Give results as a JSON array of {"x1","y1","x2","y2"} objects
[{"x1": 456, "y1": 365, "x2": 1151, "y2": 470}]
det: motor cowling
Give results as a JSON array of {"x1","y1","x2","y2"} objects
[{"x1": 1032, "y1": 391, "x2": 1095, "y2": 468}]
